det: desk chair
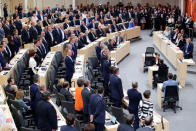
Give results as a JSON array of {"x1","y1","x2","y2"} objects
[
  {"x1": 111, "y1": 106, "x2": 126, "y2": 124},
  {"x1": 163, "y1": 86, "x2": 182, "y2": 113},
  {"x1": 144, "y1": 47, "x2": 155, "y2": 72}
]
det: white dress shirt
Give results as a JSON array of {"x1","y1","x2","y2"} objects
[{"x1": 29, "y1": 57, "x2": 37, "y2": 74}]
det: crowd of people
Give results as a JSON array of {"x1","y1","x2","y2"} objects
[{"x1": 0, "y1": 1, "x2": 194, "y2": 131}]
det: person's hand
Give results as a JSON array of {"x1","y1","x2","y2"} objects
[{"x1": 90, "y1": 115, "x2": 94, "y2": 122}]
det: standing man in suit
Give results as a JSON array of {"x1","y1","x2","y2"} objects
[
  {"x1": 117, "y1": 114, "x2": 135, "y2": 131},
  {"x1": 13, "y1": 32, "x2": 21, "y2": 53},
  {"x1": 96, "y1": 41, "x2": 103, "y2": 62},
  {"x1": 89, "y1": 87, "x2": 105, "y2": 131},
  {"x1": 36, "y1": 91, "x2": 58, "y2": 131},
  {"x1": 0, "y1": 23, "x2": 5, "y2": 41},
  {"x1": 127, "y1": 82, "x2": 142, "y2": 129},
  {"x1": 3, "y1": 3, "x2": 8, "y2": 18},
  {"x1": 100, "y1": 47, "x2": 109, "y2": 74},
  {"x1": 80, "y1": 21, "x2": 88, "y2": 33},
  {"x1": 60, "y1": 114, "x2": 78, "y2": 131},
  {"x1": 3, "y1": 20, "x2": 10, "y2": 37},
  {"x1": 65, "y1": 49, "x2": 75, "y2": 85},
  {"x1": 41, "y1": 31, "x2": 49, "y2": 53},
  {"x1": 103, "y1": 55, "x2": 111, "y2": 96},
  {"x1": 14, "y1": 16, "x2": 22, "y2": 35},
  {"x1": 29, "y1": 22, "x2": 38, "y2": 42},
  {"x1": 3, "y1": 41, "x2": 12, "y2": 63},
  {"x1": 110, "y1": 68, "x2": 124, "y2": 107},
  {"x1": 30, "y1": 74, "x2": 40, "y2": 113},
  {"x1": 96, "y1": 25, "x2": 106, "y2": 38},
  {"x1": 0, "y1": 43, "x2": 9, "y2": 69},
  {"x1": 88, "y1": 28, "x2": 97, "y2": 42},
  {"x1": 82, "y1": 80, "x2": 92, "y2": 123},
  {"x1": 35, "y1": 20, "x2": 42, "y2": 36},
  {"x1": 183, "y1": 38, "x2": 194, "y2": 59},
  {"x1": 21, "y1": 24, "x2": 30, "y2": 44},
  {"x1": 45, "y1": 26, "x2": 54, "y2": 47}
]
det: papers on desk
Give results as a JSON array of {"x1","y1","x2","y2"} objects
[{"x1": 72, "y1": 55, "x2": 84, "y2": 79}]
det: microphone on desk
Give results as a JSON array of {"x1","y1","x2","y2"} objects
[{"x1": 161, "y1": 115, "x2": 164, "y2": 130}]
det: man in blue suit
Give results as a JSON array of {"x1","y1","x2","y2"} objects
[
  {"x1": 116, "y1": 32, "x2": 124, "y2": 45},
  {"x1": 52, "y1": 25, "x2": 61, "y2": 45},
  {"x1": 96, "y1": 41, "x2": 103, "y2": 62},
  {"x1": 70, "y1": 38, "x2": 77, "y2": 61},
  {"x1": 117, "y1": 114, "x2": 135, "y2": 131},
  {"x1": 110, "y1": 68, "x2": 124, "y2": 107},
  {"x1": 0, "y1": 23, "x2": 5, "y2": 41},
  {"x1": 103, "y1": 55, "x2": 111, "y2": 96},
  {"x1": 65, "y1": 49, "x2": 75, "y2": 86},
  {"x1": 13, "y1": 32, "x2": 21, "y2": 53},
  {"x1": 100, "y1": 47, "x2": 109, "y2": 74},
  {"x1": 30, "y1": 74, "x2": 40, "y2": 112},
  {"x1": 0, "y1": 44, "x2": 8, "y2": 69},
  {"x1": 36, "y1": 91, "x2": 57, "y2": 131},
  {"x1": 21, "y1": 25, "x2": 30, "y2": 44},
  {"x1": 89, "y1": 87, "x2": 105, "y2": 131},
  {"x1": 127, "y1": 82, "x2": 142, "y2": 129},
  {"x1": 14, "y1": 16, "x2": 22, "y2": 35},
  {"x1": 183, "y1": 38, "x2": 194, "y2": 59},
  {"x1": 61, "y1": 114, "x2": 78, "y2": 131}
]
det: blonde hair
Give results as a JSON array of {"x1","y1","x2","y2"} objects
[
  {"x1": 16, "y1": 89, "x2": 24, "y2": 100},
  {"x1": 58, "y1": 78, "x2": 65, "y2": 87}
]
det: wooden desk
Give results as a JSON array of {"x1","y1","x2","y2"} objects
[
  {"x1": 0, "y1": 86, "x2": 17, "y2": 130},
  {"x1": 0, "y1": 49, "x2": 28, "y2": 86},
  {"x1": 37, "y1": 52, "x2": 56, "y2": 88},
  {"x1": 105, "y1": 112, "x2": 119, "y2": 131},
  {"x1": 126, "y1": 26, "x2": 141, "y2": 40},
  {"x1": 110, "y1": 41, "x2": 130, "y2": 64},
  {"x1": 123, "y1": 91, "x2": 169, "y2": 131},
  {"x1": 153, "y1": 31, "x2": 184, "y2": 68},
  {"x1": 157, "y1": 83, "x2": 163, "y2": 109},
  {"x1": 24, "y1": 43, "x2": 34, "y2": 50},
  {"x1": 142, "y1": 54, "x2": 145, "y2": 72},
  {"x1": 71, "y1": 55, "x2": 85, "y2": 88},
  {"x1": 148, "y1": 66, "x2": 159, "y2": 88}
]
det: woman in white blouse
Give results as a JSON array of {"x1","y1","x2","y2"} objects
[
  {"x1": 28, "y1": 50, "x2": 38, "y2": 75},
  {"x1": 163, "y1": 26, "x2": 171, "y2": 38}
]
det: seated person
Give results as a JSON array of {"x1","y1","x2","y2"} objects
[
  {"x1": 138, "y1": 90, "x2": 153, "y2": 127},
  {"x1": 9, "y1": 85, "x2": 18, "y2": 97},
  {"x1": 175, "y1": 33, "x2": 181, "y2": 45},
  {"x1": 61, "y1": 113, "x2": 78, "y2": 131},
  {"x1": 117, "y1": 114, "x2": 135, "y2": 131},
  {"x1": 60, "y1": 81, "x2": 74, "y2": 102},
  {"x1": 56, "y1": 78, "x2": 64, "y2": 92},
  {"x1": 163, "y1": 26, "x2": 171, "y2": 38},
  {"x1": 88, "y1": 28, "x2": 97, "y2": 42},
  {"x1": 119, "y1": 21, "x2": 128, "y2": 30},
  {"x1": 177, "y1": 35, "x2": 186, "y2": 50},
  {"x1": 162, "y1": 73, "x2": 179, "y2": 99},
  {"x1": 183, "y1": 38, "x2": 194, "y2": 59},
  {"x1": 5, "y1": 78, "x2": 15, "y2": 93},
  {"x1": 137, "y1": 116, "x2": 154, "y2": 131},
  {"x1": 153, "y1": 53, "x2": 160, "y2": 66},
  {"x1": 107, "y1": 39, "x2": 117, "y2": 51},
  {"x1": 128, "y1": 18, "x2": 135, "y2": 28},
  {"x1": 96, "y1": 25, "x2": 106, "y2": 38},
  {"x1": 116, "y1": 32, "x2": 124, "y2": 45},
  {"x1": 15, "y1": 89, "x2": 29, "y2": 112},
  {"x1": 105, "y1": 24, "x2": 113, "y2": 34}
]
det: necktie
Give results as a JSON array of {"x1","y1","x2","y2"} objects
[{"x1": 6, "y1": 46, "x2": 12, "y2": 57}]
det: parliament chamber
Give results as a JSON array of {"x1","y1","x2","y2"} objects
[{"x1": 0, "y1": 0, "x2": 196, "y2": 131}]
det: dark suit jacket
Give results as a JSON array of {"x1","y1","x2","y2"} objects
[
  {"x1": 72, "y1": 44, "x2": 77, "y2": 61},
  {"x1": 52, "y1": 28, "x2": 60, "y2": 44},
  {"x1": 111, "y1": 24, "x2": 120, "y2": 32},
  {"x1": 88, "y1": 22, "x2": 98, "y2": 29},
  {"x1": 65, "y1": 56, "x2": 75, "y2": 76},
  {"x1": 30, "y1": 84, "x2": 39, "y2": 110},
  {"x1": 118, "y1": 124, "x2": 134, "y2": 131},
  {"x1": 80, "y1": 24, "x2": 88, "y2": 33},
  {"x1": 60, "y1": 125, "x2": 78, "y2": 131},
  {"x1": 103, "y1": 60, "x2": 111, "y2": 80},
  {"x1": 88, "y1": 32, "x2": 97, "y2": 42},
  {"x1": 43, "y1": 20, "x2": 49, "y2": 27},
  {"x1": 127, "y1": 88, "x2": 142, "y2": 113},
  {"x1": 81, "y1": 87, "x2": 92, "y2": 114},
  {"x1": 77, "y1": 40, "x2": 85, "y2": 49},
  {"x1": 96, "y1": 29, "x2": 106, "y2": 38},
  {"x1": 14, "y1": 20, "x2": 22, "y2": 35},
  {"x1": 89, "y1": 94, "x2": 105, "y2": 124},
  {"x1": 136, "y1": 127, "x2": 153, "y2": 131},
  {"x1": 60, "y1": 88, "x2": 73, "y2": 102},
  {"x1": 63, "y1": 23, "x2": 70, "y2": 29},
  {"x1": 35, "y1": 24, "x2": 42, "y2": 35},
  {"x1": 183, "y1": 43, "x2": 193, "y2": 56},
  {"x1": 29, "y1": 26, "x2": 38, "y2": 42},
  {"x1": 96, "y1": 45, "x2": 102, "y2": 61},
  {"x1": 110, "y1": 74, "x2": 124, "y2": 100},
  {"x1": 13, "y1": 37, "x2": 21, "y2": 53},
  {"x1": 3, "y1": 24, "x2": 10, "y2": 37},
  {"x1": 0, "y1": 53, "x2": 7, "y2": 69},
  {"x1": 36, "y1": 100, "x2": 57, "y2": 131},
  {"x1": 21, "y1": 29, "x2": 30, "y2": 44},
  {"x1": 45, "y1": 31, "x2": 54, "y2": 47}
]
